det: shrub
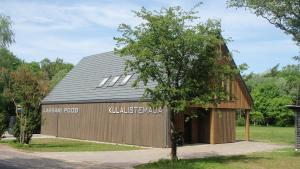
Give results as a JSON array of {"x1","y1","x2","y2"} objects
[
  {"x1": 237, "y1": 117, "x2": 245, "y2": 126},
  {"x1": 0, "y1": 113, "x2": 6, "y2": 139},
  {"x1": 250, "y1": 111, "x2": 264, "y2": 126},
  {"x1": 13, "y1": 118, "x2": 33, "y2": 144}
]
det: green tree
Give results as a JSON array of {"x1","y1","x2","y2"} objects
[
  {"x1": 249, "y1": 75, "x2": 293, "y2": 126},
  {"x1": 265, "y1": 64, "x2": 280, "y2": 77},
  {"x1": 26, "y1": 61, "x2": 41, "y2": 73},
  {"x1": 115, "y1": 6, "x2": 236, "y2": 159},
  {"x1": 268, "y1": 96, "x2": 294, "y2": 126},
  {"x1": 49, "y1": 69, "x2": 70, "y2": 90},
  {"x1": 0, "y1": 48, "x2": 21, "y2": 70},
  {"x1": 250, "y1": 111, "x2": 264, "y2": 126},
  {"x1": 279, "y1": 64, "x2": 300, "y2": 103},
  {"x1": 41, "y1": 58, "x2": 73, "y2": 80},
  {"x1": 0, "y1": 14, "x2": 16, "y2": 132},
  {"x1": 238, "y1": 63, "x2": 249, "y2": 77},
  {"x1": 3, "y1": 65, "x2": 49, "y2": 144},
  {"x1": 0, "y1": 48, "x2": 21, "y2": 129},
  {"x1": 0, "y1": 14, "x2": 14, "y2": 48},
  {"x1": 227, "y1": 0, "x2": 300, "y2": 45},
  {"x1": 228, "y1": 0, "x2": 300, "y2": 104},
  {"x1": 0, "y1": 112, "x2": 5, "y2": 139}
]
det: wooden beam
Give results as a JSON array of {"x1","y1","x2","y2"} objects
[{"x1": 245, "y1": 109, "x2": 250, "y2": 141}]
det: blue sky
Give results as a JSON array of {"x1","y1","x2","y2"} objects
[{"x1": 0, "y1": 0, "x2": 299, "y2": 73}]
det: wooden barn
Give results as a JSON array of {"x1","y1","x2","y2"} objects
[{"x1": 41, "y1": 51, "x2": 252, "y2": 148}]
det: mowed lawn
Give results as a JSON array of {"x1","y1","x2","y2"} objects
[
  {"x1": 236, "y1": 126, "x2": 295, "y2": 144},
  {"x1": 137, "y1": 148, "x2": 300, "y2": 169},
  {"x1": 0, "y1": 138, "x2": 141, "y2": 152},
  {"x1": 136, "y1": 126, "x2": 298, "y2": 169}
]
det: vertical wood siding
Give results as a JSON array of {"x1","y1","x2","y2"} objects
[
  {"x1": 41, "y1": 102, "x2": 167, "y2": 148},
  {"x1": 210, "y1": 109, "x2": 236, "y2": 144},
  {"x1": 296, "y1": 112, "x2": 300, "y2": 149},
  {"x1": 190, "y1": 78, "x2": 252, "y2": 110},
  {"x1": 216, "y1": 79, "x2": 251, "y2": 109}
]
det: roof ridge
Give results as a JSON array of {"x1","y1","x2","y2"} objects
[{"x1": 83, "y1": 51, "x2": 115, "y2": 60}]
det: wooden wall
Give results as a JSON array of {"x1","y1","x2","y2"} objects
[
  {"x1": 174, "y1": 108, "x2": 235, "y2": 145},
  {"x1": 296, "y1": 111, "x2": 300, "y2": 150},
  {"x1": 210, "y1": 108, "x2": 236, "y2": 144},
  {"x1": 41, "y1": 102, "x2": 168, "y2": 148},
  {"x1": 216, "y1": 79, "x2": 251, "y2": 109},
  {"x1": 190, "y1": 77, "x2": 252, "y2": 110}
]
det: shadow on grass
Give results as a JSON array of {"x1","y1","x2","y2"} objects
[
  {"x1": 136, "y1": 155, "x2": 271, "y2": 169},
  {"x1": 190, "y1": 154, "x2": 269, "y2": 164}
]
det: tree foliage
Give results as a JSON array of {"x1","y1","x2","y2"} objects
[
  {"x1": 245, "y1": 64, "x2": 298, "y2": 126},
  {"x1": 0, "y1": 48, "x2": 21, "y2": 130},
  {"x1": 0, "y1": 14, "x2": 73, "y2": 143},
  {"x1": 227, "y1": 0, "x2": 300, "y2": 45},
  {"x1": 2, "y1": 65, "x2": 49, "y2": 143},
  {"x1": 0, "y1": 14, "x2": 14, "y2": 48},
  {"x1": 115, "y1": 6, "x2": 236, "y2": 159},
  {"x1": 250, "y1": 111, "x2": 264, "y2": 126},
  {"x1": 41, "y1": 58, "x2": 73, "y2": 81},
  {"x1": 0, "y1": 112, "x2": 5, "y2": 139},
  {"x1": 49, "y1": 68, "x2": 70, "y2": 90}
]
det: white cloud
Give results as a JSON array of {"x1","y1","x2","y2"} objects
[
  {"x1": 11, "y1": 35, "x2": 116, "y2": 63},
  {"x1": 0, "y1": 0, "x2": 141, "y2": 63},
  {"x1": 0, "y1": 0, "x2": 298, "y2": 73},
  {"x1": 1, "y1": 1, "x2": 141, "y2": 32}
]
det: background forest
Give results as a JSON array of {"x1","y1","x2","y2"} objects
[
  {"x1": 240, "y1": 63, "x2": 300, "y2": 127},
  {"x1": 0, "y1": 47, "x2": 73, "y2": 137}
]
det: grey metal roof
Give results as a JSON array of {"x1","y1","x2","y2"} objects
[{"x1": 42, "y1": 51, "x2": 155, "y2": 104}]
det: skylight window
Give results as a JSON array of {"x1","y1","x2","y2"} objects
[
  {"x1": 98, "y1": 77, "x2": 110, "y2": 87},
  {"x1": 107, "y1": 76, "x2": 120, "y2": 87},
  {"x1": 119, "y1": 74, "x2": 133, "y2": 86}
]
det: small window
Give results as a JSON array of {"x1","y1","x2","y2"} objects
[
  {"x1": 107, "y1": 76, "x2": 120, "y2": 87},
  {"x1": 98, "y1": 77, "x2": 110, "y2": 87},
  {"x1": 119, "y1": 74, "x2": 133, "y2": 86}
]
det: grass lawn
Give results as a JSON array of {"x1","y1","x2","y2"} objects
[
  {"x1": 0, "y1": 138, "x2": 141, "y2": 152},
  {"x1": 136, "y1": 126, "x2": 297, "y2": 169},
  {"x1": 236, "y1": 126, "x2": 295, "y2": 144},
  {"x1": 136, "y1": 148, "x2": 300, "y2": 169}
]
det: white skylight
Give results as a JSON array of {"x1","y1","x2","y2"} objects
[
  {"x1": 98, "y1": 77, "x2": 110, "y2": 87},
  {"x1": 107, "y1": 76, "x2": 120, "y2": 87},
  {"x1": 119, "y1": 74, "x2": 133, "y2": 86}
]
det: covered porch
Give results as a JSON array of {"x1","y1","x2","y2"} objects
[{"x1": 174, "y1": 107, "x2": 251, "y2": 145}]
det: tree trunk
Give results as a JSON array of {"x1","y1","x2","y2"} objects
[
  {"x1": 170, "y1": 131, "x2": 178, "y2": 160},
  {"x1": 169, "y1": 111, "x2": 178, "y2": 160}
]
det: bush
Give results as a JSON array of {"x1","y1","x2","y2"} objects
[
  {"x1": 13, "y1": 118, "x2": 20, "y2": 140},
  {"x1": 250, "y1": 111, "x2": 264, "y2": 126},
  {"x1": 237, "y1": 117, "x2": 245, "y2": 126},
  {"x1": 13, "y1": 118, "x2": 33, "y2": 144},
  {"x1": 0, "y1": 113, "x2": 6, "y2": 139}
]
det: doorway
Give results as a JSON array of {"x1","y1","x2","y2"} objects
[
  {"x1": 181, "y1": 108, "x2": 211, "y2": 144},
  {"x1": 183, "y1": 114, "x2": 192, "y2": 144}
]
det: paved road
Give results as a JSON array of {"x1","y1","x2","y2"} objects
[
  {"x1": 0, "y1": 141, "x2": 288, "y2": 169},
  {"x1": 0, "y1": 145, "x2": 101, "y2": 169}
]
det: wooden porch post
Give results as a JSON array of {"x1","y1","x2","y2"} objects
[
  {"x1": 210, "y1": 109, "x2": 216, "y2": 144},
  {"x1": 245, "y1": 109, "x2": 250, "y2": 141}
]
